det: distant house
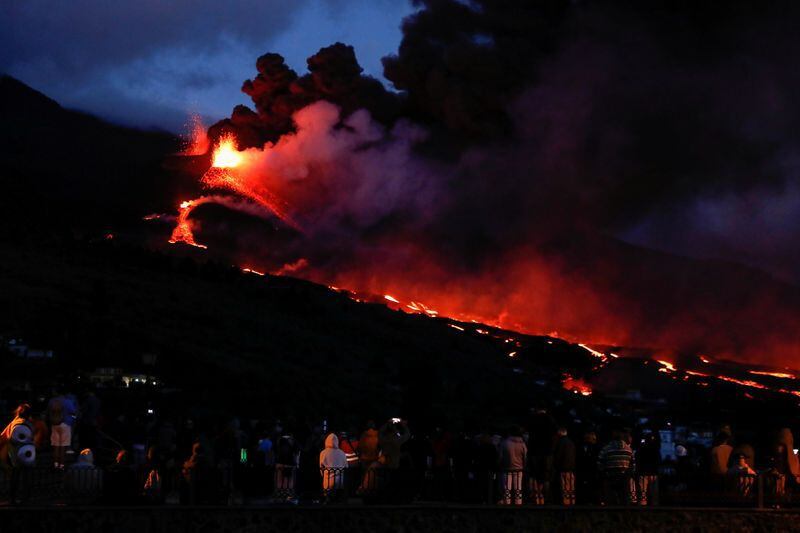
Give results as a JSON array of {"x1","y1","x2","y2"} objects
[
  {"x1": 88, "y1": 367, "x2": 160, "y2": 388},
  {"x1": 26, "y1": 348, "x2": 54, "y2": 359},
  {"x1": 89, "y1": 367, "x2": 124, "y2": 386},
  {"x1": 122, "y1": 373, "x2": 160, "y2": 387}
]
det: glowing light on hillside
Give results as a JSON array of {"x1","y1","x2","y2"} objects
[
  {"x1": 578, "y1": 344, "x2": 608, "y2": 362},
  {"x1": 749, "y1": 370, "x2": 795, "y2": 380},
  {"x1": 657, "y1": 360, "x2": 676, "y2": 373}
]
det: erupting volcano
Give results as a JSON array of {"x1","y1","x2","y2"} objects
[{"x1": 156, "y1": 2, "x2": 800, "y2": 382}]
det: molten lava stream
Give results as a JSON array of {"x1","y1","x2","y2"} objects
[
  {"x1": 169, "y1": 200, "x2": 207, "y2": 249},
  {"x1": 201, "y1": 133, "x2": 302, "y2": 232}
]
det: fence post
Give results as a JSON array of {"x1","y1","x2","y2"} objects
[
  {"x1": 189, "y1": 468, "x2": 196, "y2": 505},
  {"x1": 653, "y1": 476, "x2": 659, "y2": 506},
  {"x1": 757, "y1": 473, "x2": 764, "y2": 509}
]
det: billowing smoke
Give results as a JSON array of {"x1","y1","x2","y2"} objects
[{"x1": 185, "y1": 1, "x2": 800, "y2": 366}]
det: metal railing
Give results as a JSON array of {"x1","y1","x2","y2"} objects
[
  {"x1": 1, "y1": 464, "x2": 796, "y2": 508},
  {"x1": 0, "y1": 467, "x2": 104, "y2": 505}
]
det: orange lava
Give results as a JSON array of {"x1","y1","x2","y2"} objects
[
  {"x1": 182, "y1": 113, "x2": 210, "y2": 155},
  {"x1": 563, "y1": 375, "x2": 593, "y2": 396},
  {"x1": 169, "y1": 199, "x2": 208, "y2": 249}
]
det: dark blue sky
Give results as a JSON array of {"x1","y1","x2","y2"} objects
[{"x1": 1, "y1": 0, "x2": 414, "y2": 132}]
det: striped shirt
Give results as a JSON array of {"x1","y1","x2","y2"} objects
[{"x1": 598, "y1": 440, "x2": 635, "y2": 475}]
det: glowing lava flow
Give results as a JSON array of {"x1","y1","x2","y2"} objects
[
  {"x1": 563, "y1": 375, "x2": 593, "y2": 396},
  {"x1": 200, "y1": 134, "x2": 302, "y2": 232},
  {"x1": 748, "y1": 370, "x2": 796, "y2": 379},
  {"x1": 164, "y1": 133, "x2": 800, "y2": 403},
  {"x1": 170, "y1": 133, "x2": 302, "y2": 250},
  {"x1": 169, "y1": 199, "x2": 208, "y2": 249}
]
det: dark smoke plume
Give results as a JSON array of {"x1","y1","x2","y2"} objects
[
  {"x1": 209, "y1": 43, "x2": 399, "y2": 148},
  {"x1": 198, "y1": 1, "x2": 800, "y2": 366}
]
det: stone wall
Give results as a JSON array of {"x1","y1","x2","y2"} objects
[{"x1": 2, "y1": 505, "x2": 797, "y2": 533}]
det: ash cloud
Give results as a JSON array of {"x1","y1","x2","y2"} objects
[{"x1": 201, "y1": 1, "x2": 800, "y2": 365}]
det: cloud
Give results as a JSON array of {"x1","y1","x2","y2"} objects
[{"x1": 0, "y1": 0, "x2": 413, "y2": 129}]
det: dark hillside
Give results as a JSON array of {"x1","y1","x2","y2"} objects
[{"x1": 0, "y1": 75, "x2": 181, "y2": 235}]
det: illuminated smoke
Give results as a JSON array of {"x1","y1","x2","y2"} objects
[
  {"x1": 172, "y1": 2, "x2": 800, "y2": 368},
  {"x1": 175, "y1": 98, "x2": 800, "y2": 368}
]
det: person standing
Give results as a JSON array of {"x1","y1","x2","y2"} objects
[
  {"x1": 710, "y1": 431, "x2": 733, "y2": 494},
  {"x1": 636, "y1": 431, "x2": 661, "y2": 506},
  {"x1": 576, "y1": 430, "x2": 600, "y2": 505},
  {"x1": 47, "y1": 390, "x2": 70, "y2": 469},
  {"x1": 499, "y1": 426, "x2": 527, "y2": 505},
  {"x1": 319, "y1": 433, "x2": 348, "y2": 500},
  {"x1": 378, "y1": 419, "x2": 410, "y2": 469},
  {"x1": 554, "y1": 427, "x2": 576, "y2": 505},
  {"x1": 598, "y1": 430, "x2": 635, "y2": 505},
  {"x1": 527, "y1": 408, "x2": 557, "y2": 505},
  {"x1": 358, "y1": 421, "x2": 379, "y2": 468}
]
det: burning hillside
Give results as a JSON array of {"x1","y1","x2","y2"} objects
[
  {"x1": 161, "y1": 104, "x2": 800, "y2": 371},
  {"x1": 148, "y1": 1, "x2": 800, "y2": 371}
]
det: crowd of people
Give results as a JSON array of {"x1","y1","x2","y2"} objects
[{"x1": 1, "y1": 388, "x2": 800, "y2": 507}]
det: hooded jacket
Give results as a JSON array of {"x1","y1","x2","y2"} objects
[
  {"x1": 319, "y1": 433, "x2": 348, "y2": 469},
  {"x1": 319, "y1": 433, "x2": 348, "y2": 491},
  {"x1": 500, "y1": 436, "x2": 527, "y2": 470}
]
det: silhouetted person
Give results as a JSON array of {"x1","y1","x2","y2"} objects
[
  {"x1": 182, "y1": 442, "x2": 216, "y2": 504},
  {"x1": 554, "y1": 427, "x2": 576, "y2": 505},
  {"x1": 474, "y1": 431, "x2": 499, "y2": 504},
  {"x1": 728, "y1": 452, "x2": 757, "y2": 501},
  {"x1": 765, "y1": 428, "x2": 800, "y2": 505},
  {"x1": 358, "y1": 421, "x2": 379, "y2": 468},
  {"x1": 710, "y1": 431, "x2": 733, "y2": 474},
  {"x1": 576, "y1": 430, "x2": 600, "y2": 505},
  {"x1": 636, "y1": 431, "x2": 661, "y2": 506},
  {"x1": 274, "y1": 433, "x2": 300, "y2": 501},
  {"x1": 79, "y1": 389, "x2": 101, "y2": 450},
  {"x1": 379, "y1": 419, "x2": 410, "y2": 469},
  {"x1": 47, "y1": 390, "x2": 71, "y2": 468},
  {"x1": 527, "y1": 408, "x2": 557, "y2": 505},
  {"x1": 66, "y1": 449, "x2": 103, "y2": 502},
  {"x1": 143, "y1": 445, "x2": 164, "y2": 503},
  {"x1": 104, "y1": 450, "x2": 138, "y2": 505}
]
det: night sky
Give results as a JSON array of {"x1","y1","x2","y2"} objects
[{"x1": 0, "y1": 0, "x2": 413, "y2": 131}]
